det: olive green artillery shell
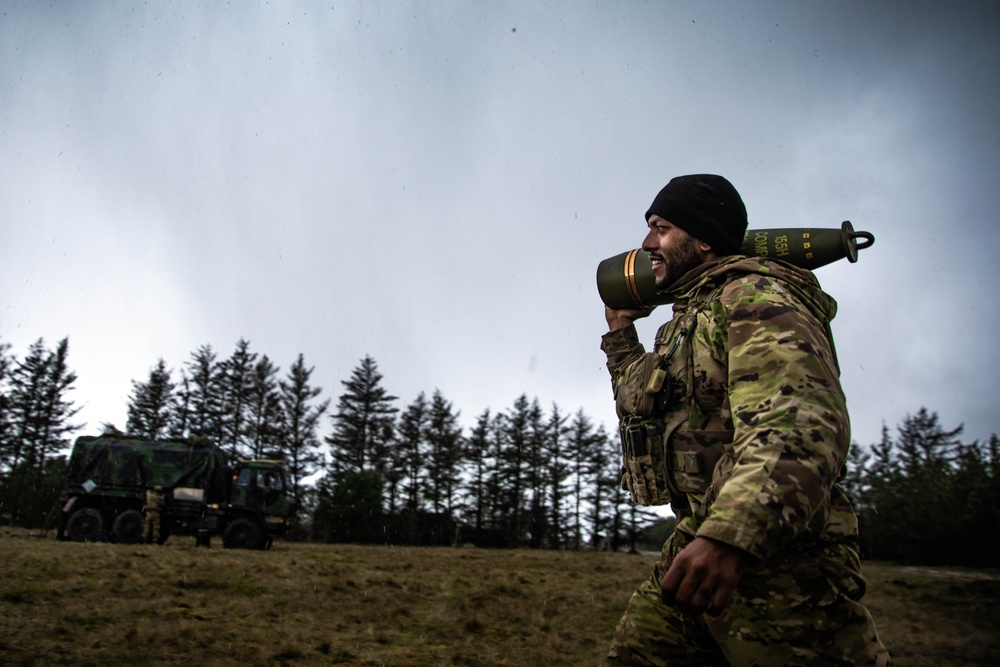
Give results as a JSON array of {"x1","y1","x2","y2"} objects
[{"x1": 597, "y1": 221, "x2": 874, "y2": 310}]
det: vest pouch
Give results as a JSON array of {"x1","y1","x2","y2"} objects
[
  {"x1": 615, "y1": 352, "x2": 670, "y2": 419},
  {"x1": 619, "y1": 419, "x2": 673, "y2": 506},
  {"x1": 667, "y1": 428, "x2": 733, "y2": 494}
]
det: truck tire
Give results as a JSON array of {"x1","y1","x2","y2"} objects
[
  {"x1": 66, "y1": 508, "x2": 105, "y2": 542},
  {"x1": 112, "y1": 510, "x2": 144, "y2": 544},
  {"x1": 223, "y1": 518, "x2": 263, "y2": 549}
]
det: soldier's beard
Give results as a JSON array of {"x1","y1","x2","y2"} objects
[{"x1": 654, "y1": 236, "x2": 706, "y2": 290}]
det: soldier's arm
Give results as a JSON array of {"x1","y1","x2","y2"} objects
[
  {"x1": 696, "y1": 276, "x2": 849, "y2": 562},
  {"x1": 600, "y1": 314, "x2": 649, "y2": 380}
]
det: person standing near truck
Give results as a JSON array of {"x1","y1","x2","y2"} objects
[{"x1": 143, "y1": 485, "x2": 167, "y2": 545}]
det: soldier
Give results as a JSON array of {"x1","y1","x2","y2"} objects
[
  {"x1": 143, "y1": 485, "x2": 167, "y2": 545},
  {"x1": 600, "y1": 175, "x2": 891, "y2": 666}
]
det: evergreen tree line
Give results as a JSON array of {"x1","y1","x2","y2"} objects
[
  {"x1": 0, "y1": 336, "x2": 657, "y2": 550},
  {"x1": 842, "y1": 408, "x2": 999, "y2": 568},
  {"x1": 0, "y1": 337, "x2": 78, "y2": 528},
  {"x1": 2, "y1": 335, "x2": 997, "y2": 566}
]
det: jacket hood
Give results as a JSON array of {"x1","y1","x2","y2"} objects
[{"x1": 665, "y1": 255, "x2": 839, "y2": 322}]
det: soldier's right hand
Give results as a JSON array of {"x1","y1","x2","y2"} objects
[
  {"x1": 605, "y1": 305, "x2": 654, "y2": 332},
  {"x1": 660, "y1": 536, "x2": 749, "y2": 616}
]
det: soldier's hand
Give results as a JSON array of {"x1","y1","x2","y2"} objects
[
  {"x1": 605, "y1": 305, "x2": 654, "y2": 332},
  {"x1": 660, "y1": 536, "x2": 750, "y2": 616}
]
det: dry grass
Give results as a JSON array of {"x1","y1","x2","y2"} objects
[
  {"x1": 1, "y1": 526, "x2": 997, "y2": 666},
  {"x1": 859, "y1": 562, "x2": 1000, "y2": 666}
]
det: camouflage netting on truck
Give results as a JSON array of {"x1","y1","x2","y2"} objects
[{"x1": 67, "y1": 436, "x2": 229, "y2": 503}]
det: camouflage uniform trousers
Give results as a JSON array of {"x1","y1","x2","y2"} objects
[
  {"x1": 143, "y1": 511, "x2": 162, "y2": 545},
  {"x1": 601, "y1": 531, "x2": 892, "y2": 666}
]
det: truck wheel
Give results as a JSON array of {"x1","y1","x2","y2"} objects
[
  {"x1": 112, "y1": 510, "x2": 144, "y2": 544},
  {"x1": 66, "y1": 508, "x2": 105, "y2": 542},
  {"x1": 223, "y1": 518, "x2": 262, "y2": 549}
]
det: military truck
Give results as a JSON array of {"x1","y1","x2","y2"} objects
[{"x1": 57, "y1": 435, "x2": 294, "y2": 549}]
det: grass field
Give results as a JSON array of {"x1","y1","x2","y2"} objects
[{"x1": 1, "y1": 527, "x2": 997, "y2": 666}]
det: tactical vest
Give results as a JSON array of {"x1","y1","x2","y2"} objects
[{"x1": 614, "y1": 282, "x2": 734, "y2": 507}]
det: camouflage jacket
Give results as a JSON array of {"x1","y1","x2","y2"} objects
[
  {"x1": 601, "y1": 255, "x2": 857, "y2": 562},
  {"x1": 145, "y1": 488, "x2": 166, "y2": 514}
]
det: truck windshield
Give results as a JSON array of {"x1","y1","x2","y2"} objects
[{"x1": 258, "y1": 469, "x2": 284, "y2": 492}]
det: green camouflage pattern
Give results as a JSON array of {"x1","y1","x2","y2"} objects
[
  {"x1": 143, "y1": 486, "x2": 165, "y2": 544},
  {"x1": 68, "y1": 436, "x2": 228, "y2": 503},
  {"x1": 601, "y1": 530, "x2": 891, "y2": 666},
  {"x1": 603, "y1": 255, "x2": 856, "y2": 557},
  {"x1": 61, "y1": 436, "x2": 293, "y2": 544},
  {"x1": 601, "y1": 256, "x2": 890, "y2": 665}
]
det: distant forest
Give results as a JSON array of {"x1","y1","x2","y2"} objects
[{"x1": 1, "y1": 335, "x2": 997, "y2": 567}]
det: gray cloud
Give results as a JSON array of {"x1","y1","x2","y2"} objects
[{"x1": 2, "y1": 1, "x2": 998, "y2": 452}]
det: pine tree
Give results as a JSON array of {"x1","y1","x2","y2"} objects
[
  {"x1": 867, "y1": 424, "x2": 898, "y2": 486},
  {"x1": 462, "y1": 408, "x2": 494, "y2": 534},
  {"x1": 1, "y1": 338, "x2": 81, "y2": 525},
  {"x1": 169, "y1": 372, "x2": 192, "y2": 439},
  {"x1": 950, "y1": 437, "x2": 998, "y2": 566},
  {"x1": 311, "y1": 469, "x2": 385, "y2": 543},
  {"x1": 985, "y1": 434, "x2": 1000, "y2": 561},
  {"x1": 217, "y1": 339, "x2": 257, "y2": 459},
  {"x1": 4, "y1": 338, "x2": 50, "y2": 473},
  {"x1": 34, "y1": 338, "x2": 81, "y2": 462},
  {"x1": 495, "y1": 395, "x2": 530, "y2": 546},
  {"x1": 864, "y1": 409, "x2": 977, "y2": 564},
  {"x1": 524, "y1": 398, "x2": 549, "y2": 548},
  {"x1": 4, "y1": 338, "x2": 81, "y2": 470},
  {"x1": 5, "y1": 455, "x2": 67, "y2": 529},
  {"x1": 423, "y1": 389, "x2": 464, "y2": 517},
  {"x1": 246, "y1": 354, "x2": 284, "y2": 460},
  {"x1": 863, "y1": 424, "x2": 902, "y2": 560},
  {"x1": 326, "y1": 355, "x2": 398, "y2": 475},
  {"x1": 606, "y1": 466, "x2": 634, "y2": 552},
  {"x1": 841, "y1": 441, "x2": 871, "y2": 510},
  {"x1": 895, "y1": 407, "x2": 962, "y2": 474},
  {"x1": 565, "y1": 409, "x2": 603, "y2": 549},
  {"x1": 395, "y1": 392, "x2": 429, "y2": 512},
  {"x1": 621, "y1": 493, "x2": 658, "y2": 553},
  {"x1": 586, "y1": 426, "x2": 618, "y2": 548},
  {"x1": 278, "y1": 354, "x2": 329, "y2": 510},
  {"x1": 479, "y1": 410, "x2": 511, "y2": 546},
  {"x1": 184, "y1": 345, "x2": 224, "y2": 442},
  {"x1": 0, "y1": 338, "x2": 13, "y2": 469},
  {"x1": 895, "y1": 409, "x2": 963, "y2": 562},
  {"x1": 126, "y1": 359, "x2": 175, "y2": 439},
  {"x1": 542, "y1": 403, "x2": 571, "y2": 549},
  {"x1": 842, "y1": 440, "x2": 874, "y2": 557}
]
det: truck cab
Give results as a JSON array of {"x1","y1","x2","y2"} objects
[{"x1": 213, "y1": 461, "x2": 295, "y2": 549}]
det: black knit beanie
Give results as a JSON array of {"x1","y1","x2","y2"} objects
[{"x1": 645, "y1": 174, "x2": 748, "y2": 255}]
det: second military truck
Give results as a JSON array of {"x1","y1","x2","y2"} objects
[{"x1": 57, "y1": 435, "x2": 294, "y2": 549}]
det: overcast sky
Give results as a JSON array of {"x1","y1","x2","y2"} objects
[{"x1": 3, "y1": 1, "x2": 999, "y2": 458}]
